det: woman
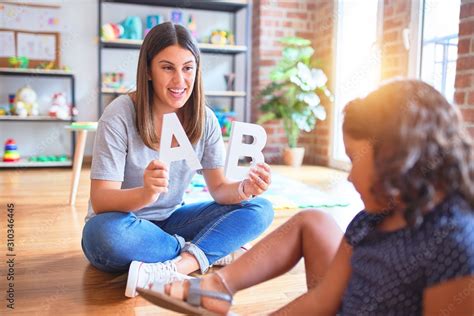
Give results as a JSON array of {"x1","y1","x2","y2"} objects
[{"x1": 81, "y1": 22, "x2": 274, "y2": 298}]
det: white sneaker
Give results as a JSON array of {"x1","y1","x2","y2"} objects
[
  {"x1": 213, "y1": 244, "x2": 251, "y2": 266},
  {"x1": 125, "y1": 256, "x2": 192, "y2": 298}
]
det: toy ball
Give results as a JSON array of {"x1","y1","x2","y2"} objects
[{"x1": 3, "y1": 139, "x2": 20, "y2": 162}]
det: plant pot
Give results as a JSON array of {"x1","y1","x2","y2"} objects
[{"x1": 282, "y1": 147, "x2": 305, "y2": 167}]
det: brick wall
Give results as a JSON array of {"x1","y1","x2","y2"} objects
[
  {"x1": 253, "y1": 0, "x2": 473, "y2": 165},
  {"x1": 381, "y1": 0, "x2": 411, "y2": 79},
  {"x1": 251, "y1": 0, "x2": 328, "y2": 164},
  {"x1": 455, "y1": 0, "x2": 474, "y2": 137}
]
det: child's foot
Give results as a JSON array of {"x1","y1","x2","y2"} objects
[
  {"x1": 125, "y1": 256, "x2": 193, "y2": 298},
  {"x1": 161, "y1": 272, "x2": 232, "y2": 315}
]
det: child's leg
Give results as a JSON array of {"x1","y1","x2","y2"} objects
[
  {"x1": 162, "y1": 210, "x2": 342, "y2": 314},
  {"x1": 219, "y1": 209, "x2": 342, "y2": 292},
  {"x1": 81, "y1": 212, "x2": 184, "y2": 273}
]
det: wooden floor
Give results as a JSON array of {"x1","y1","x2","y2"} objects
[{"x1": 0, "y1": 165, "x2": 361, "y2": 315}]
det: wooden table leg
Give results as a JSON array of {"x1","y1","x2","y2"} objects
[{"x1": 69, "y1": 130, "x2": 88, "y2": 206}]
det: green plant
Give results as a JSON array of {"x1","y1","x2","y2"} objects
[{"x1": 257, "y1": 37, "x2": 332, "y2": 148}]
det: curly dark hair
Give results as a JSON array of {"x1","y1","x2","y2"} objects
[{"x1": 343, "y1": 79, "x2": 474, "y2": 226}]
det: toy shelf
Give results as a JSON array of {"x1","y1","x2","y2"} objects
[
  {"x1": 98, "y1": 0, "x2": 252, "y2": 122},
  {"x1": 0, "y1": 70, "x2": 77, "y2": 169},
  {"x1": 101, "y1": 39, "x2": 248, "y2": 54},
  {"x1": 0, "y1": 158, "x2": 72, "y2": 168},
  {"x1": 102, "y1": 0, "x2": 248, "y2": 12},
  {"x1": 0, "y1": 67, "x2": 73, "y2": 77},
  {"x1": 0, "y1": 115, "x2": 71, "y2": 122}
]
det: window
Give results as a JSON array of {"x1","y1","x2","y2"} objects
[
  {"x1": 331, "y1": 0, "x2": 383, "y2": 167},
  {"x1": 411, "y1": 0, "x2": 461, "y2": 102}
]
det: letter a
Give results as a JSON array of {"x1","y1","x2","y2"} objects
[{"x1": 159, "y1": 113, "x2": 202, "y2": 170}]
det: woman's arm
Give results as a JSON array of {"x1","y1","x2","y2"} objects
[
  {"x1": 423, "y1": 276, "x2": 474, "y2": 315},
  {"x1": 271, "y1": 239, "x2": 353, "y2": 315},
  {"x1": 91, "y1": 160, "x2": 169, "y2": 213},
  {"x1": 202, "y1": 163, "x2": 271, "y2": 204}
]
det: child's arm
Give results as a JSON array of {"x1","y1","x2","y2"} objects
[
  {"x1": 91, "y1": 160, "x2": 168, "y2": 213},
  {"x1": 271, "y1": 238, "x2": 353, "y2": 315},
  {"x1": 423, "y1": 276, "x2": 474, "y2": 315}
]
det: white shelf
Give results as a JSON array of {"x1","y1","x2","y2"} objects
[
  {"x1": 0, "y1": 159, "x2": 72, "y2": 168},
  {"x1": 0, "y1": 116, "x2": 71, "y2": 122},
  {"x1": 101, "y1": 39, "x2": 247, "y2": 54},
  {"x1": 0, "y1": 67, "x2": 73, "y2": 76}
]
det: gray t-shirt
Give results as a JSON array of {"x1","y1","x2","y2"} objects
[{"x1": 86, "y1": 95, "x2": 225, "y2": 222}]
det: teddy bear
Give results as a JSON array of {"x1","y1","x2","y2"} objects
[{"x1": 14, "y1": 86, "x2": 39, "y2": 117}]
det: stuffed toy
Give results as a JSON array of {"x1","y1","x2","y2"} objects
[{"x1": 14, "y1": 86, "x2": 39, "y2": 117}]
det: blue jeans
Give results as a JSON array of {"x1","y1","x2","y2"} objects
[{"x1": 81, "y1": 197, "x2": 273, "y2": 273}]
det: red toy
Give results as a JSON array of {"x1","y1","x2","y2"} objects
[{"x1": 3, "y1": 139, "x2": 20, "y2": 162}]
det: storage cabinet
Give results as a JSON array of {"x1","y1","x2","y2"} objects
[
  {"x1": 98, "y1": 0, "x2": 252, "y2": 125},
  {"x1": 0, "y1": 68, "x2": 76, "y2": 168}
]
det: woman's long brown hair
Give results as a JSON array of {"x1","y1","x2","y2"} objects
[
  {"x1": 343, "y1": 79, "x2": 474, "y2": 225},
  {"x1": 131, "y1": 22, "x2": 205, "y2": 148}
]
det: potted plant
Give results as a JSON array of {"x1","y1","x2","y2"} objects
[{"x1": 257, "y1": 37, "x2": 332, "y2": 167}]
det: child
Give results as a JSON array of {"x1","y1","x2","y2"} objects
[
  {"x1": 139, "y1": 80, "x2": 474, "y2": 315},
  {"x1": 81, "y1": 22, "x2": 274, "y2": 298}
]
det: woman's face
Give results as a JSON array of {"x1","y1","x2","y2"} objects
[
  {"x1": 149, "y1": 44, "x2": 197, "y2": 114},
  {"x1": 343, "y1": 133, "x2": 386, "y2": 213}
]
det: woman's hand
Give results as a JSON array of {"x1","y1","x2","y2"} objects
[
  {"x1": 143, "y1": 160, "x2": 169, "y2": 200},
  {"x1": 242, "y1": 163, "x2": 271, "y2": 197}
]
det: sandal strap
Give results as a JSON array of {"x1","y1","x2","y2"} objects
[{"x1": 187, "y1": 278, "x2": 233, "y2": 307}]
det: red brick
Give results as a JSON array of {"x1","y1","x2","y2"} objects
[
  {"x1": 460, "y1": 2, "x2": 474, "y2": 19},
  {"x1": 279, "y1": 1, "x2": 300, "y2": 9},
  {"x1": 454, "y1": 91, "x2": 466, "y2": 105},
  {"x1": 384, "y1": 5, "x2": 394, "y2": 16},
  {"x1": 384, "y1": 43, "x2": 405, "y2": 55},
  {"x1": 455, "y1": 73, "x2": 473, "y2": 88},
  {"x1": 457, "y1": 56, "x2": 474, "y2": 70},
  {"x1": 459, "y1": 20, "x2": 474, "y2": 36},
  {"x1": 296, "y1": 31, "x2": 314, "y2": 39},
  {"x1": 287, "y1": 12, "x2": 307, "y2": 19},
  {"x1": 308, "y1": 3, "x2": 316, "y2": 11},
  {"x1": 384, "y1": 18, "x2": 403, "y2": 30},
  {"x1": 383, "y1": 30, "x2": 398, "y2": 43},
  {"x1": 461, "y1": 108, "x2": 474, "y2": 123},
  {"x1": 259, "y1": 59, "x2": 276, "y2": 67},
  {"x1": 468, "y1": 92, "x2": 474, "y2": 105},
  {"x1": 261, "y1": 10, "x2": 284, "y2": 18},
  {"x1": 396, "y1": 0, "x2": 408, "y2": 14},
  {"x1": 458, "y1": 38, "x2": 471, "y2": 55}
]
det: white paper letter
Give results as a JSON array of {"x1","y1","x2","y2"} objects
[
  {"x1": 159, "y1": 113, "x2": 202, "y2": 170},
  {"x1": 225, "y1": 121, "x2": 267, "y2": 181}
]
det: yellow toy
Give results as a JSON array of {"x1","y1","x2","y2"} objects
[{"x1": 14, "y1": 86, "x2": 39, "y2": 117}]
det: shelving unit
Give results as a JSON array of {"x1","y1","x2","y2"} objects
[
  {"x1": 0, "y1": 68, "x2": 76, "y2": 168},
  {"x1": 98, "y1": 0, "x2": 252, "y2": 122}
]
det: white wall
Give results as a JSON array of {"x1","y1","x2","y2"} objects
[
  {"x1": 1, "y1": 0, "x2": 246, "y2": 157},
  {"x1": 0, "y1": 0, "x2": 98, "y2": 156}
]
